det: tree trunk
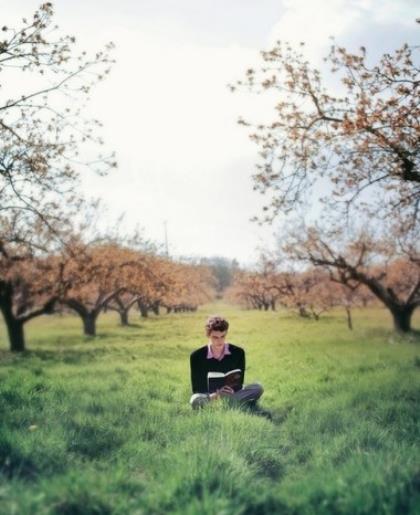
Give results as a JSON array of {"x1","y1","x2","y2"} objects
[
  {"x1": 345, "y1": 268, "x2": 417, "y2": 334},
  {"x1": 390, "y1": 305, "x2": 414, "y2": 333},
  {"x1": 120, "y1": 310, "x2": 129, "y2": 326},
  {"x1": 0, "y1": 295, "x2": 26, "y2": 352},
  {"x1": 82, "y1": 312, "x2": 97, "y2": 336},
  {"x1": 6, "y1": 316, "x2": 25, "y2": 352},
  {"x1": 138, "y1": 302, "x2": 148, "y2": 318},
  {"x1": 151, "y1": 302, "x2": 160, "y2": 316},
  {"x1": 298, "y1": 305, "x2": 310, "y2": 318},
  {"x1": 345, "y1": 306, "x2": 353, "y2": 330},
  {"x1": 271, "y1": 300, "x2": 276, "y2": 311},
  {"x1": 166, "y1": 306, "x2": 172, "y2": 314}
]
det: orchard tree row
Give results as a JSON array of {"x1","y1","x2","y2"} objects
[
  {"x1": 1, "y1": 238, "x2": 215, "y2": 352},
  {"x1": 226, "y1": 239, "x2": 419, "y2": 332}
]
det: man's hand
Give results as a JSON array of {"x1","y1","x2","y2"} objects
[
  {"x1": 209, "y1": 386, "x2": 234, "y2": 401},
  {"x1": 219, "y1": 386, "x2": 234, "y2": 396}
]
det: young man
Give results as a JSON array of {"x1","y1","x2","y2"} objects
[{"x1": 189, "y1": 315, "x2": 264, "y2": 410}]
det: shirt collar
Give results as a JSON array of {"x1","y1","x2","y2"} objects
[{"x1": 206, "y1": 343, "x2": 231, "y2": 361}]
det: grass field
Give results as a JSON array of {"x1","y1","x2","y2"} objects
[{"x1": 0, "y1": 304, "x2": 419, "y2": 514}]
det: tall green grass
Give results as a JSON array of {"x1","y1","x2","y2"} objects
[{"x1": 0, "y1": 305, "x2": 419, "y2": 514}]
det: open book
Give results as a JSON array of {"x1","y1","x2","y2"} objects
[{"x1": 207, "y1": 369, "x2": 242, "y2": 394}]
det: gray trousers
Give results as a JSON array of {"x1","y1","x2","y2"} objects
[{"x1": 190, "y1": 383, "x2": 264, "y2": 410}]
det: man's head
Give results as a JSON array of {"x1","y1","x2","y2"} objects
[
  {"x1": 205, "y1": 315, "x2": 229, "y2": 348},
  {"x1": 205, "y1": 315, "x2": 229, "y2": 337}
]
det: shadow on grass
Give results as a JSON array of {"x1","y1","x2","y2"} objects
[
  {"x1": 0, "y1": 333, "x2": 180, "y2": 367},
  {"x1": 387, "y1": 329, "x2": 420, "y2": 346},
  {"x1": 0, "y1": 348, "x2": 108, "y2": 367},
  {"x1": 118, "y1": 323, "x2": 145, "y2": 329},
  {"x1": 65, "y1": 421, "x2": 123, "y2": 459},
  {"x1": 360, "y1": 327, "x2": 420, "y2": 344},
  {"x1": 0, "y1": 438, "x2": 39, "y2": 480},
  {"x1": 52, "y1": 499, "x2": 112, "y2": 515},
  {"x1": 0, "y1": 433, "x2": 66, "y2": 481}
]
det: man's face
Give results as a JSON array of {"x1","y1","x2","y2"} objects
[{"x1": 209, "y1": 330, "x2": 227, "y2": 348}]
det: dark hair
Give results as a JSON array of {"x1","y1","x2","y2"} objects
[{"x1": 205, "y1": 315, "x2": 229, "y2": 336}]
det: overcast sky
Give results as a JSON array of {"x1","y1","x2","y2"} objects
[{"x1": 3, "y1": 1, "x2": 419, "y2": 265}]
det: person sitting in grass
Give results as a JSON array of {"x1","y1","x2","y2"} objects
[{"x1": 189, "y1": 315, "x2": 265, "y2": 412}]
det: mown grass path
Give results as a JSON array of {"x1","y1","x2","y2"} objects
[{"x1": 0, "y1": 304, "x2": 419, "y2": 514}]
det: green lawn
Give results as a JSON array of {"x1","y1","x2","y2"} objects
[{"x1": 0, "y1": 304, "x2": 419, "y2": 514}]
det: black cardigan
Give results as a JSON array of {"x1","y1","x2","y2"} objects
[{"x1": 190, "y1": 343, "x2": 245, "y2": 394}]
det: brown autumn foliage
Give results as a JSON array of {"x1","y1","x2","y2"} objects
[
  {"x1": 107, "y1": 256, "x2": 216, "y2": 321},
  {"x1": 0, "y1": 242, "x2": 63, "y2": 351},
  {"x1": 226, "y1": 261, "x2": 369, "y2": 328},
  {"x1": 0, "y1": 212, "x2": 71, "y2": 352},
  {"x1": 225, "y1": 260, "x2": 282, "y2": 311},
  {"x1": 62, "y1": 243, "x2": 216, "y2": 333},
  {"x1": 107, "y1": 251, "x2": 164, "y2": 321},
  {"x1": 60, "y1": 242, "x2": 163, "y2": 336},
  {"x1": 285, "y1": 271, "x2": 372, "y2": 329},
  {"x1": 284, "y1": 226, "x2": 420, "y2": 332},
  {"x1": 278, "y1": 268, "x2": 338, "y2": 320},
  {"x1": 159, "y1": 261, "x2": 216, "y2": 313},
  {"x1": 0, "y1": 3, "x2": 115, "y2": 239},
  {"x1": 233, "y1": 41, "x2": 419, "y2": 226}
]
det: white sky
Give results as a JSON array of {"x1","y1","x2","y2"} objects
[{"x1": 3, "y1": 0, "x2": 419, "y2": 265}]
